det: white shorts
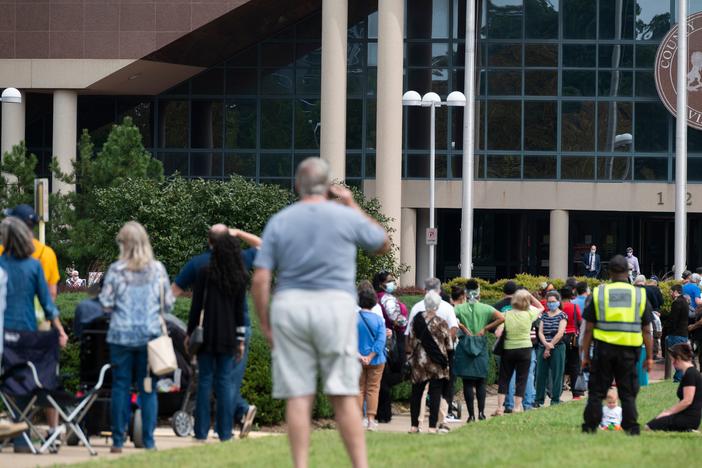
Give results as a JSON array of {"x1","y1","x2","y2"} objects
[{"x1": 270, "y1": 289, "x2": 360, "y2": 399}]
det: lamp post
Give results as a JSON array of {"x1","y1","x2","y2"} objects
[
  {"x1": 675, "y1": 0, "x2": 688, "y2": 280},
  {"x1": 403, "y1": 90, "x2": 466, "y2": 278},
  {"x1": 1, "y1": 87, "x2": 23, "y2": 166},
  {"x1": 0, "y1": 88, "x2": 22, "y2": 104}
]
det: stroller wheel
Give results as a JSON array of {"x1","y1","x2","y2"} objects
[
  {"x1": 172, "y1": 410, "x2": 193, "y2": 437},
  {"x1": 130, "y1": 409, "x2": 144, "y2": 448}
]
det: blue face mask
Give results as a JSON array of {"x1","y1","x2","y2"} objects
[
  {"x1": 385, "y1": 282, "x2": 397, "y2": 294},
  {"x1": 547, "y1": 301, "x2": 560, "y2": 311}
]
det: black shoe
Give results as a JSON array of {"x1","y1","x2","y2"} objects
[
  {"x1": 626, "y1": 427, "x2": 641, "y2": 436},
  {"x1": 532, "y1": 403, "x2": 541, "y2": 409},
  {"x1": 478, "y1": 412, "x2": 486, "y2": 421},
  {"x1": 467, "y1": 415, "x2": 475, "y2": 423},
  {"x1": 504, "y1": 408, "x2": 513, "y2": 414},
  {"x1": 582, "y1": 425, "x2": 597, "y2": 434}
]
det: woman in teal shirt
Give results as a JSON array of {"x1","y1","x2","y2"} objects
[
  {"x1": 454, "y1": 280, "x2": 504, "y2": 422},
  {"x1": 495, "y1": 289, "x2": 544, "y2": 415}
]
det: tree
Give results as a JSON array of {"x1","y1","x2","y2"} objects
[{"x1": 0, "y1": 142, "x2": 38, "y2": 208}]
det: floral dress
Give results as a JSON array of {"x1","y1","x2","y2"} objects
[{"x1": 408, "y1": 312, "x2": 452, "y2": 384}]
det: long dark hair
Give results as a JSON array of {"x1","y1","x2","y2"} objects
[
  {"x1": 208, "y1": 233, "x2": 248, "y2": 296},
  {"x1": 372, "y1": 271, "x2": 392, "y2": 292}
]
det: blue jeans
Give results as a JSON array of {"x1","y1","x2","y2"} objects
[
  {"x1": 505, "y1": 348, "x2": 537, "y2": 410},
  {"x1": 232, "y1": 328, "x2": 251, "y2": 423},
  {"x1": 195, "y1": 352, "x2": 235, "y2": 441},
  {"x1": 666, "y1": 335, "x2": 689, "y2": 382},
  {"x1": 110, "y1": 344, "x2": 157, "y2": 449}
]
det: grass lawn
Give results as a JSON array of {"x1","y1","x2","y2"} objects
[{"x1": 81, "y1": 381, "x2": 700, "y2": 468}]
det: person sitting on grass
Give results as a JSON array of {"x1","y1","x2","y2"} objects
[
  {"x1": 646, "y1": 343, "x2": 702, "y2": 432},
  {"x1": 600, "y1": 388, "x2": 622, "y2": 431}
]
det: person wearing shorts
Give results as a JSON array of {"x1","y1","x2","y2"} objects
[{"x1": 252, "y1": 157, "x2": 388, "y2": 468}]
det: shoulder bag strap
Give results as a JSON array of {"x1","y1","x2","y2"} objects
[{"x1": 198, "y1": 275, "x2": 208, "y2": 328}]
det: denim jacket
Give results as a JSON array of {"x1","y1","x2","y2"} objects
[
  {"x1": 99, "y1": 260, "x2": 174, "y2": 347},
  {"x1": 0, "y1": 255, "x2": 58, "y2": 331}
]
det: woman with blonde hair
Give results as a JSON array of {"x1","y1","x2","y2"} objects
[
  {"x1": 99, "y1": 221, "x2": 174, "y2": 452},
  {"x1": 495, "y1": 289, "x2": 544, "y2": 415}
]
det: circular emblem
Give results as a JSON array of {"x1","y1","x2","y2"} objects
[{"x1": 655, "y1": 12, "x2": 702, "y2": 130}]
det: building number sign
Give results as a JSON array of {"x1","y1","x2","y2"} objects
[{"x1": 657, "y1": 192, "x2": 692, "y2": 206}]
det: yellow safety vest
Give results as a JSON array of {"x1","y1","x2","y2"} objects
[{"x1": 592, "y1": 282, "x2": 645, "y2": 347}]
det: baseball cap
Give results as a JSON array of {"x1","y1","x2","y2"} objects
[{"x1": 2, "y1": 204, "x2": 38, "y2": 227}]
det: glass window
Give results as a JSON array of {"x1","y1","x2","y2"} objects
[
  {"x1": 158, "y1": 100, "x2": 188, "y2": 148},
  {"x1": 406, "y1": 101, "x2": 448, "y2": 149},
  {"x1": 524, "y1": 101, "x2": 557, "y2": 150},
  {"x1": 599, "y1": 0, "x2": 635, "y2": 40},
  {"x1": 296, "y1": 68, "x2": 321, "y2": 94},
  {"x1": 407, "y1": 68, "x2": 449, "y2": 96},
  {"x1": 487, "y1": 100, "x2": 521, "y2": 150},
  {"x1": 295, "y1": 43, "x2": 321, "y2": 69},
  {"x1": 597, "y1": 156, "x2": 632, "y2": 180},
  {"x1": 224, "y1": 153, "x2": 256, "y2": 177},
  {"x1": 225, "y1": 100, "x2": 257, "y2": 149},
  {"x1": 563, "y1": 45, "x2": 596, "y2": 67},
  {"x1": 523, "y1": 155, "x2": 556, "y2": 178},
  {"x1": 260, "y1": 153, "x2": 292, "y2": 177},
  {"x1": 487, "y1": 0, "x2": 523, "y2": 39},
  {"x1": 226, "y1": 69, "x2": 258, "y2": 95},
  {"x1": 451, "y1": 155, "x2": 484, "y2": 179},
  {"x1": 367, "y1": 67, "x2": 377, "y2": 96},
  {"x1": 368, "y1": 10, "x2": 378, "y2": 39},
  {"x1": 117, "y1": 99, "x2": 152, "y2": 147},
  {"x1": 367, "y1": 42, "x2": 378, "y2": 67},
  {"x1": 294, "y1": 99, "x2": 320, "y2": 150},
  {"x1": 525, "y1": 44, "x2": 558, "y2": 67},
  {"x1": 598, "y1": 71, "x2": 633, "y2": 96},
  {"x1": 191, "y1": 69, "x2": 224, "y2": 95},
  {"x1": 346, "y1": 153, "x2": 362, "y2": 178},
  {"x1": 296, "y1": 12, "x2": 321, "y2": 39},
  {"x1": 366, "y1": 99, "x2": 376, "y2": 149},
  {"x1": 261, "y1": 99, "x2": 292, "y2": 149},
  {"x1": 564, "y1": 0, "x2": 596, "y2": 38},
  {"x1": 525, "y1": 70, "x2": 557, "y2": 95},
  {"x1": 561, "y1": 101, "x2": 596, "y2": 152},
  {"x1": 348, "y1": 71, "x2": 364, "y2": 96},
  {"x1": 561, "y1": 156, "x2": 595, "y2": 179},
  {"x1": 261, "y1": 68, "x2": 294, "y2": 95},
  {"x1": 190, "y1": 152, "x2": 223, "y2": 177},
  {"x1": 635, "y1": 0, "x2": 671, "y2": 41},
  {"x1": 487, "y1": 154, "x2": 521, "y2": 178},
  {"x1": 488, "y1": 70, "x2": 522, "y2": 95},
  {"x1": 261, "y1": 43, "x2": 294, "y2": 68},
  {"x1": 191, "y1": 101, "x2": 223, "y2": 149},
  {"x1": 525, "y1": 0, "x2": 558, "y2": 38},
  {"x1": 635, "y1": 71, "x2": 657, "y2": 97},
  {"x1": 562, "y1": 71, "x2": 596, "y2": 96},
  {"x1": 406, "y1": 154, "x2": 448, "y2": 178},
  {"x1": 451, "y1": 103, "x2": 485, "y2": 150},
  {"x1": 688, "y1": 158, "x2": 702, "y2": 181},
  {"x1": 407, "y1": 0, "x2": 449, "y2": 39},
  {"x1": 365, "y1": 153, "x2": 375, "y2": 177},
  {"x1": 635, "y1": 157, "x2": 668, "y2": 180},
  {"x1": 408, "y1": 43, "x2": 450, "y2": 68},
  {"x1": 599, "y1": 45, "x2": 633, "y2": 68},
  {"x1": 488, "y1": 43, "x2": 522, "y2": 67},
  {"x1": 158, "y1": 152, "x2": 189, "y2": 176},
  {"x1": 635, "y1": 102, "x2": 668, "y2": 152},
  {"x1": 347, "y1": 99, "x2": 363, "y2": 150},
  {"x1": 688, "y1": 126, "x2": 702, "y2": 152},
  {"x1": 227, "y1": 46, "x2": 257, "y2": 67},
  {"x1": 597, "y1": 102, "x2": 633, "y2": 152},
  {"x1": 348, "y1": 42, "x2": 364, "y2": 71},
  {"x1": 635, "y1": 44, "x2": 658, "y2": 68}
]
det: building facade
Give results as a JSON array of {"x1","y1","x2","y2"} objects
[{"x1": 2, "y1": 0, "x2": 702, "y2": 285}]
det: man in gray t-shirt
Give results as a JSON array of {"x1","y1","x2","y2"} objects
[{"x1": 252, "y1": 157, "x2": 387, "y2": 468}]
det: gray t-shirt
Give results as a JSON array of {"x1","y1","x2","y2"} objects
[{"x1": 254, "y1": 201, "x2": 386, "y2": 296}]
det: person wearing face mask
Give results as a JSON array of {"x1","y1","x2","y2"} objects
[
  {"x1": 583, "y1": 245, "x2": 601, "y2": 278},
  {"x1": 625, "y1": 247, "x2": 640, "y2": 282},
  {"x1": 534, "y1": 291, "x2": 568, "y2": 407}
]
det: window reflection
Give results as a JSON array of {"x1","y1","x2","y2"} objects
[
  {"x1": 564, "y1": 0, "x2": 596, "y2": 38},
  {"x1": 487, "y1": 0, "x2": 524, "y2": 39},
  {"x1": 635, "y1": 71, "x2": 657, "y2": 97},
  {"x1": 598, "y1": 71, "x2": 633, "y2": 96},
  {"x1": 525, "y1": 44, "x2": 558, "y2": 67},
  {"x1": 191, "y1": 152, "x2": 223, "y2": 178},
  {"x1": 562, "y1": 71, "x2": 596, "y2": 96},
  {"x1": 225, "y1": 100, "x2": 256, "y2": 149},
  {"x1": 487, "y1": 154, "x2": 521, "y2": 178},
  {"x1": 451, "y1": 155, "x2": 484, "y2": 179},
  {"x1": 407, "y1": 0, "x2": 449, "y2": 39},
  {"x1": 158, "y1": 100, "x2": 188, "y2": 148},
  {"x1": 597, "y1": 102, "x2": 633, "y2": 152},
  {"x1": 561, "y1": 156, "x2": 595, "y2": 179},
  {"x1": 635, "y1": 0, "x2": 671, "y2": 41},
  {"x1": 525, "y1": 0, "x2": 558, "y2": 38},
  {"x1": 487, "y1": 100, "x2": 521, "y2": 150},
  {"x1": 598, "y1": 45, "x2": 633, "y2": 68},
  {"x1": 488, "y1": 43, "x2": 522, "y2": 67},
  {"x1": 599, "y1": 0, "x2": 635, "y2": 40},
  {"x1": 525, "y1": 101, "x2": 557, "y2": 150},
  {"x1": 563, "y1": 45, "x2": 596, "y2": 67},
  {"x1": 406, "y1": 155, "x2": 448, "y2": 178},
  {"x1": 260, "y1": 153, "x2": 292, "y2": 178},
  {"x1": 261, "y1": 99, "x2": 292, "y2": 149},
  {"x1": 562, "y1": 101, "x2": 596, "y2": 152},
  {"x1": 597, "y1": 156, "x2": 632, "y2": 180},
  {"x1": 526, "y1": 70, "x2": 557, "y2": 95},
  {"x1": 523, "y1": 155, "x2": 556, "y2": 178},
  {"x1": 346, "y1": 154, "x2": 363, "y2": 178},
  {"x1": 191, "y1": 101, "x2": 223, "y2": 149},
  {"x1": 635, "y1": 102, "x2": 668, "y2": 152},
  {"x1": 635, "y1": 157, "x2": 668, "y2": 180},
  {"x1": 294, "y1": 99, "x2": 320, "y2": 150},
  {"x1": 488, "y1": 70, "x2": 522, "y2": 95},
  {"x1": 158, "y1": 152, "x2": 189, "y2": 176},
  {"x1": 224, "y1": 153, "x2": 256, "y2": 177}
]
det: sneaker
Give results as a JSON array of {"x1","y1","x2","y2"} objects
[
  {"x1": 367, "y1": 420, "x2": 379, "y2": 432},
  {"x1": 444, "y1": 414, "x2": 461, "y2": 423},
  {"x1": 436, "y1": 427, "x2": 449, "y2": 434},
  {"x1": 438, "y1": 423, "x2": 451, "y2": 432},
  {"x1": 110, "y1": 446, "x2": 123, "y2": 454},
  {"x1": 240, "y1": 405, "x2": 257, "y2": 439},
  {"x1": 504, "y1": 408, "x2": 513, "y2": 414},
  {"x1": 361, "y1": 418, "x2": 369, "y2": 430},
  {"x1": 0, "y1": 421, "x2": 28, "y2": 439}
]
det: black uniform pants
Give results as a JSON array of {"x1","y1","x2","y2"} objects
[
  {"x1": 564, "y1": 334, "x2": 583, "y2": 396},
  {"x1": 582, "y1": 341, "x2": 641, "y2": 434}
]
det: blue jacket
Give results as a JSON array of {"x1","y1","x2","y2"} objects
[
  {"x1": 357, "y1": 310, "x2": 386, "y2": 366},
  {"x1": 0, "y1": 255, "x2": 58, "y2": 331}
]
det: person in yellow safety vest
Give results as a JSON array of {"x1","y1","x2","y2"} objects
[{"x1": 581, "y1": 255, "x2": 654, "y2": 435}]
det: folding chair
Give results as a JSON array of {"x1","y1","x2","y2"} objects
[{"x1": 0, "y1": 329, "x2": 111, "y2": 456}]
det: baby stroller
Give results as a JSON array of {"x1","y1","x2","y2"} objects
[{"x1": 74, "y1": 311, "x2": 196, "y2": 447}]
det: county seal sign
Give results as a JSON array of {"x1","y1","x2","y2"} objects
[{"x1": 655, "y1": 12, "x2": 702, "y2": 130}]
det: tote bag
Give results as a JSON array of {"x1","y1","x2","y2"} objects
[{"x1": 147, "y1": 279, "x2": 178, "y2": 376}]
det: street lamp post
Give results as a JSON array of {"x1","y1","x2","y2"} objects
[
  {"x1": 403, "y1": 90, "x2": 466, "y2": 279},
  {"x1": 675, "y1": 0, "x2": 688, "y2": 280},
  {"x1": 1, "y1": 87, "x2": 23, "y2": 161}
]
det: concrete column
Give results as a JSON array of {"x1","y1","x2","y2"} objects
[
  {"x1": 1, "y1": 91, "x2": 25, "y2": 158},
  {"x1": 400, "y1": 208, "x2": 417, "y2": 287},
  {"x1": 416, "y1": 208, "x2": 431, "y2": 285},
  {"x1": 375, "y1": 0, "x2": 404, "y2": 248},
  {"x1": 52, "y1": 90, "x2": 78, "y2": 194},
  {"x1": 320, "y1": 0, "x2": 347, "y2": 181},
  {"x1": 549, "y1": 209, "x2": 569, "y2": 279}
]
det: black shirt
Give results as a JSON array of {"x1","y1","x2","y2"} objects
[
  {"x1": 676, "y1": 367, "x2": 702, "y2": 425},
  {"x1": 644, "y1": 285, "x2": 664, "y2": 311},
  {"x1": 493, "y1": 297, "x2": 512, "y2": 312},
  {"x1": 669, "y1": 296, "x2": 690, "y2": 338},
  {"x1": 583, "y1": 284, "x2": 654, "y2": 332}
]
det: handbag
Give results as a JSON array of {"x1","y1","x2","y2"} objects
[
  {"x1": 574, "y1": 371, "x2": 587, "y2": 393},
  {"x1": 403, "y1": 315, "x2": 437, "y2": 379},
  {"x1": 147, "y1": 279, "x2": 178, "y2": 377},
  {"x1": 492, "y1": 313, "x2": 507, "y2": 357},
  {"x1": 188, "y1": 280, "x2": 208, "y2": 356}
]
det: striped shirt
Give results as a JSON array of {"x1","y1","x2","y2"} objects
[{"x1": 541, "y1": 311, "x2": 567, "y2": 342}]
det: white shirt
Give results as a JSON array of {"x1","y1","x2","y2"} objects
[
  {"x1": 405, "y1": 299, "x2": 459, "y2": 337},
  {"x1": 370, "y1": 304, "x2": 385, "y2": 319},
  {"x1": 601, "y1": 405, "x2": 622, "y2": 426}
]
